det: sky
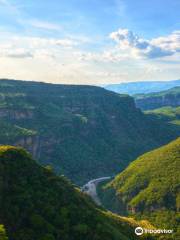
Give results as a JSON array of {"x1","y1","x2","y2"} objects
[{"x1": 0, "y1": 0, "x2": 179, "y2": 85}]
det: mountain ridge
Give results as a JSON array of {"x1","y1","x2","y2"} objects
[
  {"x1": 0, "y1": 145, "x2": 154, "y2": 240},
  {"x1": 104, "y1": 80, "x2": 180, "y2": 95},
  {"x1": 98, "y1": 138, "x2": 180, "y2": 239},
  {"x1": 0, "y1": 79, "x2": 178, "y2": 184}
]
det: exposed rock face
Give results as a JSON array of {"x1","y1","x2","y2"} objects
[
  {"x1": 15, "y1": 136, "x2": 41, "y2": 159},
  {"x1": 14, "y1": 110, "x2": 34, "y2": 120},
  {"x1": 0, "y1": 109, "x2": 34, "y2": 120},
  {"x1": 135, "y1": 86, "x2": 180, "y2": 110},
  {"x1": 0, "y1": 79, "x2": 179, "y2": 184},
  {"x1": 135, "y1": 95, "x2": 180, "y2": 110}
]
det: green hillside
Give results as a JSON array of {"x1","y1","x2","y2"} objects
[
  {"x1": 0, "y1": 225, "x2": 8, "y2": 240},
  {"x1": 145, "y1": 106, "x2": 180, "y2": 126},
  {"x1": 135, "y1": 86, "x2": 180, "y2": 110},
  {"x1": 0, "y1": 79, "x2": 179, "y2": 185},
  {"x1": 98, "y1": 138, "x2": 180, "y2": 238},
  {"x1": 0, "y1": 146, "x2": 154, "y2": 240},
  {"x1": 144, "y1": 107, "x2": 180, "y2": 138}
]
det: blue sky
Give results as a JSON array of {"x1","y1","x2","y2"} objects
[{"x1": 0, "y1": 0, "x2": 179, "y2": 84}]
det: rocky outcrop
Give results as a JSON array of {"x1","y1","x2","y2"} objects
[
  {"x1": 0, "y1": 109, "x2": 34, "y2": 120},
  {"x1": 15, "y1": 135, "x2": 41, "y2": 159},
  {"x1": 135, "y1": 95, "x2": 180, "y2": 110}
]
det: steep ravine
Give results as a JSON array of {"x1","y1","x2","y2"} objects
[{"x1": 0, "y1": 79, "x2": 179, "y2": 185}]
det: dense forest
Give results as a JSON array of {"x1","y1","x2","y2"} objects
[
  {"x1": 0, "y1": 146, "x2": 155, "y2": 240},
  {"x1": 98, "y1": 138, "x2": 180, "y2": 239},
  {"x1": 0, "y1": 79, "x2": 179, "y2": 185},
  {"x1": 0, "y1": 79, "x2": 179, "y2": 240}
]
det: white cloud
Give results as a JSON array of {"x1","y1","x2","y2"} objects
[
  {"x1": 3, "y1": 49, "x2": 33, "y2": 58},
  {"x1": 33, "y1": 49, "x2": 55, "y2": 60},
  {"x1": 109, "y1": 28, "x2": 180, "y2": 59},
  {"x1": 0, "y1": 34, "x2": 79, "y2": 61},
  {"x1": 24, "y1": 19, "x2": 62, "y2": 31},
  {"x1": 0, "y1": 28, "x2": 179, "y2": 84},
  {"x1": 75, "y1": 49, "x2": 129, "y2": 63},
  {"x1": 25, "y1": 36, "x2": 77, "y2": 48},
  {"x1": 75, "y1": 30, "x2": 180, "y2": 63},
  {"x1": 110, "y1": 28, "x2": 149, "y2": 50},
  {"x1": 55, "y1": 39, "x2": 78, "y2": 47},
  {"x1": 151, "y1": 31, "x2": 180, "y2": 52}
]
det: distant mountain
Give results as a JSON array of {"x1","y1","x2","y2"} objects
[
  {"x1": 135, "y1": 86, "x2": 180, "y2": 110},
  {"x1": 104, "y1": 80, "x2": 180, "y2": 95},
  {"x1": 0, "y1": 146, "x2": 154, "y2": 240},
  {"x1": 0, "y1": 79, "x2": 179, "y2": 184},
  {"x1": 98, "y1": 138, "x2": 180, "y2": 238}
]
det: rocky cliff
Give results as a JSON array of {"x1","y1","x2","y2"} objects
[
  {"x1": 135, "y1": 86, "x2": 180, "y2": 110},
  {"x1": 0, "y1": 79, "x2": 179, "y2": 184}
]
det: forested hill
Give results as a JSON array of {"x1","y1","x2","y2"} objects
[
  {"x1": 0, "y1": 146, "x2": 153, "y2": 240},
  {"x1": 134, "y1": 86, "x2": 180, "y2": 110},
  {"x1": 0, "y1": 225, "x2": 8, "y2": 240},
  {"x1": 98, "y1": 138, "x2": 180, "y2": 239},
  {"x1": 0, "y1": 79, "x2": 179, "y2": 184}
]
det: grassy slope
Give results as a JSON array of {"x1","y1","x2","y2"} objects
[
  {"x1": 98, "y1": 138, "x2": 180, "y2": 239},
  {"x1": 0, "y1": 146, "x2": 155, "y2": 240},
  {"x1": 144, "y1": 107, "x2": 180, "y2": 140},
  {"x1": 145, "y1": 106, "x2": 180, "y2": 125},
  {"x1": 0, "y1": 79, "x2": 179, "y2": 185}
]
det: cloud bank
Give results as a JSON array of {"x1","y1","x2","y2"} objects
[
  {"x1": 110, "y1": 29, "x2": 180, "y2": 59},
  {"x1": 0, "y1": 28, "x2": 179, "y2": 84}
]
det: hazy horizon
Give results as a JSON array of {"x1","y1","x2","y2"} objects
[{"x1": 0, "y1": 77, "x2": 180, "y2": 86}]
